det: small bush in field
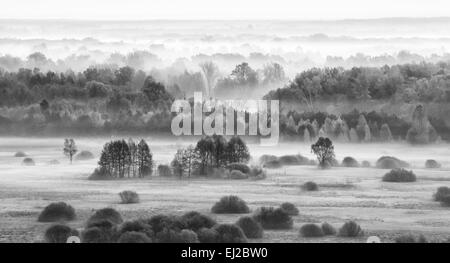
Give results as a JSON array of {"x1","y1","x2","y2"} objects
[
  {"x1": 235, "y1": 216, "x2": 263, "y2": 239},
  {"x1": 119, "y1": 190, "x2": 140, "y2": 204},
  {"x1": 226, "y1": 163, "x2": 250, "y2": 174},
  {"x1": 433, "y1": 187, "x2": 450, "y2": 202},
  {"x1": 302, "y1": 181, "x2": 319, "y2": 191},
  {"x1": 82, "y1": 227, "x2": 116, "y2": 243},
  {"x1": 86, "y1": 208, "x2": 123, "y2": 227},
  {"x1": 229, "y1": 170, "x2": 249, "y2": 180},
  {"x1": 252, "y1": 207, "x2": 293, "y2": 230},
  {"x1": 14, "y1": 151, "x2": 27, "y2": 157},
  {"x1": 118, "y1": 231, "x2": 152, "y2": 243},
  {"x1": 342, "y1": 157, "x2": 359, "y2": 167},
  {"x1": 338, "y1": 221, "x2": 364, "y2": 237},
  {"x1": 182, "y1": 211, "x2": 216, "y2": 231},
  {"x1": 38, "y1": 202, "x2": 76, "y2": 222},
  {"x1": 196, "y1": 228, "x2": 219, "y2": 243},
  {"x1": 361, "y1": 161, "x2": 371, "y2": 167},
  {"x1": 382, "y1": 168, "x2": 416, "y2": 182},
  {"x1": 211, "y1": 196, "x2": 250, "y2": 214},
  {"x1": 155, "y1": 228, "x2": 199, "y2": 243},
  {"x1": 158, "y1": 165, "x2": 172, "y2": 177},
  {"x1": 213, "y1": 224, "x2": 247, "y2": 243},
  {"x1": 248, "y1": 166, "x2": 267, "y2": 180},
  {"x1": 44, "y1": 224, "x2": 79, "y2": 243},
  {"x1": 145, "y1": 214, "x2": 187, "y2": 233},
  {"x1": 279, "y1": 202, "x2": 299, "y2": 216},
  {"x1": 300, "y1": 224, "x2": 324, "y2": 237},
  {"x1": 75, "y1": 151, "x2": 95, "y2": 161},
  {"x1": 118, "y1": 220, "x2": 154, "y2": 238},
  {"x1": 321, "y1": 222, "x2": 337, "y2": 235},
  {"x1": 395, "y1": 234, "x2": 428, "y2": 243},
  {"x1": 22, "y1": 157, "x2": 35, "y2": 166},
  {"x1": 425, "y1": 159, "x2": 441, "y2": 169},
  {"x1": 376, "y1": 156, "x2": 409, "y2": 169}
]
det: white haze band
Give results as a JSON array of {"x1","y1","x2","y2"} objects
[{"x1": 171, "y1": 92, "x2": 279, "y2": 146}]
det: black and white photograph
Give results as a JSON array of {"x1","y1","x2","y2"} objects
[{"x1": 0, "y1": 0, "x2": 450, "y2": 247}]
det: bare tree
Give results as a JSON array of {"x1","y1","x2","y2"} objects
[
  {"x1": 63, "y1": 138, "x2": 78, "y2": 164},
  {"x1": 199, "y1": 61, "x2": 219, "y2": 98}
]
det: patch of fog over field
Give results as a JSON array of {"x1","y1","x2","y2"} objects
[{"x1": 1, "y1": 19, "x2": 450, "y2": 77}]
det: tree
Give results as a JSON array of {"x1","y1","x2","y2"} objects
[
  {"x1": 63, "y1": 138, "x2": 78, "y2": 164},
  {"x1": 142, "y1": 76, "x2": 172, "y2": 103},
  {"x1": 231, "y1": 62, "x2": 258, "y2": 87},
  {"x1": 181, "y1": 145, "x2": 198, "y2": 178},
  {"x1": 262, "y1": 63, "x2": 286, "y2": 84},
  {"x1": 226, "y1": 136, "x2": 250, "y2": 163},
  {"x1": 136, "y1": 139, "x2": 153, "y2": 177},
  {"x1": 199, "y1": 62, "x2": 219, "y2": 98},
  {"x1": 311, "y1": 137, "x2": 335, "y2": 169}
]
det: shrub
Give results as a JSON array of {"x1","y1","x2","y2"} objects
[
  {"x1": 145, "y1": 214, "x2": 187, "y2": 233},
  {"x1": 279, "y1": 155, "x2": 310, "y2": 166},
  {"x1": 235, "y1": 216, "x2": 263, "y2": 239},
  {"x1": 118, "y1": 231, "x2": 152, "y2": 243},
  {"x1": 196, "y1": 228, "x2": 219, "y2": 243},
  {"x1": 118, "y1": 220, "x2": 154, "y2": 238},
  {"x1": 342, "y1": 157, "x2": 359, "y2": 167},
  {"x1": 38, "y1": 202, "x2": 76, "y2": 222},
  {"x1": 382, "y1": 168, "x2": 416, "y2": 182},
  {"x1": 44, "y1": 224, "x2": 79, "y2": 243},
  {"x1": 300, "y1": 224, "x2": 324, "y2": 237},
  {"x1": 434, "y1": 187, "x2": 450, "y2": 202},
  {"x1": 119, "y1": 190, "x2": 140, "y2": 204},
  {"x1": 229, "y1": 170, "x2": 249, "y2": 180},
  {"x1": 22, "y1": 157, "x2": 35, "y2": 166},
  {"x1": 75, "y1": 150, "x2": 95, "y2": 161},
  {"x1": 82, "y1": 227, "x2": 116, "y2": 243},
  {"x1": 211, "y1": 196, "x2": 250, "y2": 214},
  {"x1": 263, "y1": 159, "x2": 282, "y2": 169},
  {"x1": 252, "y1": 207, "x2": 293, "y2": 230},
  {"x1": 302, "y1": 181, "x2": 319, "y2": 191},
  {"x1": 425, "y1": 159, "x2": 441, "y2": 169},
  {"x1": 279, "y1": 202, "x2": 299, "y2": 216},
  {"x1": 155, "y1": 228, "x2": 199, "y2": 243},
  {"x1": 361, "y1": 161, "x2": 371, "y2": 167},
  {"x1": 86, "y1": 208, "x2": 123, "y2": 227},
  {"x1": 182, "y1": 211, "x2": 216, "y2": 231},
  {"x1": 213, "y1": 224, "x2": 247, "y2": 243},
  {"x1": 439, "y1": 195, "x2": 450, "y2": 207},
  {"x1": 248, "y1": 166, "x2": 267, "y2": 180},
  {"x1": 321, "y1": 222, "x2": 336, "y2": 235},
  {"x1": 338, "y1": 221, "x2": 363, "y2": 237},
  {"x1": 259, "y1": 155, "x2": 278, "y2": 165},
  {"x1": 395, "y1": 234, "x2": 428, "y2": 243},
  {"x1": 158, "y1": 165, "x2": 172, "y2": 177},
  {"x1": 376, "y1": 156, "x2": 409, "y2": 169},
  {"x1": 14, "y1": 151, "x2": 27, "y2": 157},
  {"x1": 226, "y1": 163, "x2": 250, "y2": 174}
]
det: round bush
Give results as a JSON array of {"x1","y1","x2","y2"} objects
[
  {"x1": 321, "y1": 222, "x2": 337, "y2": 236},
  {"x1": 211, "y1": 195, "x2": 250, "y2": 214},
  {"x1": 425, "y1": 159, "x2": 441, "y2": 169},
  {"x1": 382, "y1": 168, "x2": 416, "y2": 182},
  {"x1": 434, "y1": 187, "x2": 450, "y2": 202},
  {"x1": 263, "y1": 159, "x2": 282, "y2": 169},
  {"x1": 38, "y1": 202, "x2": 76, "y2": 222},
  {"x1": 118, "y1": 220, "x2": 153, "y2": 238},
  {"x1": 119, "y1": 190, "x2": 140, "y2": 204},
  {"x1": 158, "y1": 165, "x2": 172, "y2": 177},
  {"x1": 22, "y1": 157, "x2": 35, "y2": 166},
  {"x1": 44, "y1": 224, "x2": 79, "y2": 243},
  {"x1": 74, "y1": 151, "x2": 95, "y2": 161},
  {"x1": 376, "y1": 156, "x2": 409, "y2": 169},
  {"x1": 279, "y1": 202, "x2": 299, "y2": 216},
  {"x1": 213, "y1": 224, "x2": 247, "y2": 243},
  {"x1": 361, "y1": 161, "x2": 371, "y2": 168},
  {"x1": 118, "y1": 231, "x2": 152, "y2": 243},
  {"x1": 14, "y1": 151, "x2": 27, "y2": 157},
  {"x1": 82, "y1": 227, "x2": 116, "y2": 243},
  {"x1": 145, "y1": 214, "x2": 187, "y2": 233},
  {"x1": 182, "y1": 211, "x2": 216, "y2": 231},
  {"x1": 86, "y1": 208, "x2": 123, "y2": 227},
  {"x1": 338, "y1": 221, "x2": 364, "y2": 237},
  {"x1": 196, "y1": 227, "x2": 219, "y2": 243},
  {"x1": 229, "y1": 170, "x2": 249, "y2": 180},
  {"x1": 342, "y1": 157, "x2": 359, "y2": 167},
  {"x1": 226, "y1": 163, "x2": 250, "y2": 174},
  {"x1": 155, "y1": 228, "x2": 199, "y2": 243},
  {"x1": 235, "y1": 216, "x2": 263, "y2": 239},
  {"x1": 252, "y1": 207, "x2": 293, "y2": 230},
  {"x1": 302, "y1": 181, "x2": 319, "y2": 191},
  {"x1": 300, "y1": 224, "x2": 324, "y2": 237}
]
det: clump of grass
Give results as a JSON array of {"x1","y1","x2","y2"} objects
[
  {"x1": 44, "y1": 224, "x2": 79, "y2": 243},
  {"x1": 425, "y1": 159, "x2": 441, "y2": 169},
  {"x1": 338, "y1": 221, "x2": 364, "y2": 237},
  {"x1": 382, "y1": 168, "x2": 416, "y2": 182},
  {"x1": 196, "y1": 228, "x2": 219, "y2": 243},
  {"x1": 117, "y1": 231, "x2": 152, "y2": 243},
  {"x1": 38, "y1": 202, "x2": 76, "y2": 222},
  {"x1": 376, "y1": 156, "x2": 409, "y2": 169},
  {"x1": 279, "y1": 202, "x2": 299, "y2": 216},
  {"x1": 299, "y1": 224, "x2": 324, "y2": 237},
  {"x1": 181, "y1": 211, "x2": 217, "y2": 231},
  {"x1": 321, "y1": 222, "x2": 336, "y2": 236},
  {"x1": 433, "y1": 187, "x2": 450, "y2": 202},
  {"x1": 119, "y1": 190, "x2": 140, "y2": 204},
  {"x1": 302, "y1": 181, "x2": 319, "y2": 191},
  {"x1": 22, "y1": 157, "x2": 35, "y2": 166},
  {"x1": 211, "y1": 196, "x2": 250, "y2": 214}
]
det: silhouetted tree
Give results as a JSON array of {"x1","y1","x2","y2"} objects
[
  {"x1": 311, "y1": 137, "x2": 335, "y2": 169},
  {"x1": 63, "y1": 138, "x2": 77, "y2": 164}
]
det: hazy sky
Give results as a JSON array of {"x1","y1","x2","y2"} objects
[{"x1": 1, "y1": 0, "x2": 449, "y2": 20}]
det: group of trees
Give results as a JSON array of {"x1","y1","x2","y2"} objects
[
  {"x1": 95, "y1": 139, "x2": 153, "y2": 178},
  {"x1": 171, "y1": 135, "x2": 251, "y2": 177}
]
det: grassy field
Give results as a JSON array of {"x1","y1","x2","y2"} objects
[{"x1": 0, "y1": 137, "x2": 449, "y2": 243}]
